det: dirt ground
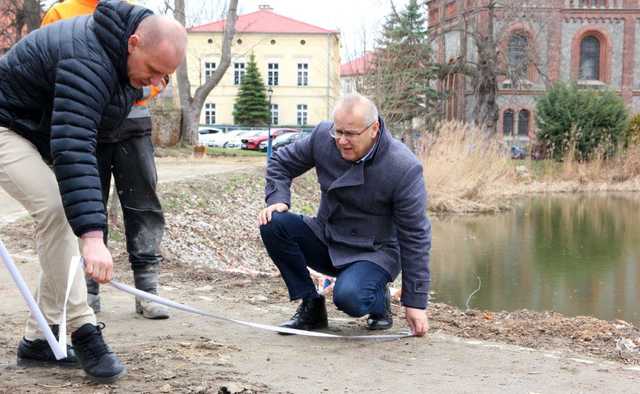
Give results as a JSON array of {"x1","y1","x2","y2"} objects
[{"x1": 1, "y1": 157, "x2": 640, "y2": 393}]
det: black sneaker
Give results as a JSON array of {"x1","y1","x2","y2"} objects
[
  {"x1": 367, "y1": 284, "x2": 393, "y2": 330},
  {"x1": 17, "y1": 325, "x2": 79, "y2": 368},
  {"x1": 279, "y1": 294, "x2": 328, "y2": 335},
  {"x1": 71, "y1": 323, "x2": 126, "y2": 383}
]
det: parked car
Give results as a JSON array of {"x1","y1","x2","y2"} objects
[
  {"x1": 206, "y1": 129, "x2": 253, "y2": 148},
  {"x1": 259, "y1": 131, "x2": 302, "y2": 152},
  {"x1": 226, "y1": 130, "x2": 264, "y2": 149},
  {"x1": 241, "y1": 128, "x2": 298, "y2": 150},
  {"x1": 197, "y1": 127, "x2": 224, "y2": 146}
]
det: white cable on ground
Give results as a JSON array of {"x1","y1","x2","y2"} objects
[{"x1": 0, "y1": 242, "x2": 413, "y2": 361}]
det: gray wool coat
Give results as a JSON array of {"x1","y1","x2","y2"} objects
[{"x1": 265, "y1": 118, "x2": 432, "y2": 309}]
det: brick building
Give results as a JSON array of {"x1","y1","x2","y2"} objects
[{"x1": 427, "y1": 0, "x2": 640, "y2": 140}]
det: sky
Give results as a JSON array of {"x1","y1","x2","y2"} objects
[
  {"x1": 43, "y1": 0, "x2": 414, "y2": 60},
  {"x1": 225, "y1": 0, "x2": 413, "y2": 59}
]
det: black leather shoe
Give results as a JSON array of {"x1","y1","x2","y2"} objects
[
  {"x1": 279, "y1": 294, "x2": 328, "y2": 335},
  {"x1": 367, "y1": 285, "x2": 393, "y2": 330},
  {"x1": 72, "y1": 323, "x2": 126, "y2": 383},
  {"x1": 17, "y1": 325, "x2": 79, "y2": 368}
]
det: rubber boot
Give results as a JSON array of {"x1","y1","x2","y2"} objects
[{"x1": 133, "y1": 265, "x2": 170, "y2": 319}]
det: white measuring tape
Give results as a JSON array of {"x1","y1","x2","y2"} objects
[{"x1": 0, "y1": 241, "x2": 412, "y2": 360}]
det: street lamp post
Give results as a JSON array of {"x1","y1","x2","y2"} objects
[{"x1": 267, "y1": 86, "x2": 274, "y2": 159}]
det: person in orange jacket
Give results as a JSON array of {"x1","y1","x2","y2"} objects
[{"x1": 42, "y1": 0, "x2": 170, "y2": 320}]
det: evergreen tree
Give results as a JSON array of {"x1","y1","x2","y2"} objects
[
  {"x1": 366, "y1": 0, "x2": 438, "y2": 134},
  {"x1": 536, "y1": 82, "x2": 628, "y2": 161},
  {"x1": 233, "y1": 53, "x2": 270, "y2": 126}
]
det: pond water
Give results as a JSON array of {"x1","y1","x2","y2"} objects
[{"x1": 430, "y1": 193, "x2": 640, "y2": 324}]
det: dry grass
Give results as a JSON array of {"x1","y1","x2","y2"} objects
[
  {"x1": 419, "y1": 121, "x2": 517, "y2": 214},
  {"x1": 419, "y1": 121, "x2": 640, "y2": 212},
  {"x1": 555, "y1": 144, "x2": 640, "y2": 183}
]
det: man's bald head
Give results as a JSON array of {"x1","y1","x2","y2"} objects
[
  {"x1": 126, "y1": 15, "x2": 187, "y2": 88},
  {"x1": 135, "y1": 15, "x2": 187, "y2": 59}
]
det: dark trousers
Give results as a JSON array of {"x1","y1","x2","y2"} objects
[
  {"x1": 87, "y1": 135, "x2": 164, "y2": 295},
  {"x1": 260, "y1": 212, "x2": 391, "y2": 317}
]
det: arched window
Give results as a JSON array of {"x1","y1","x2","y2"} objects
[
  {"x1": 508, "y1": 33, "x2": 529, "y2": 77},
  {"x1": 580, "y1": 35, "x2": 600, "y2": 80},
  {"x1": 518, "y1": 110, "x2": 530, "y2": 137},
  {"x1": 503, "y1": 110, "x2": 514, "y2": 136}
]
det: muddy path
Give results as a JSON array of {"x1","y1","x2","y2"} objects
[{"x1": 1, "y1": 159, "x2": 639, "y2": 393}]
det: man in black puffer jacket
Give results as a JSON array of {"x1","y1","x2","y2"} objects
[{"x1": 0, "y1": 0, "x2": 186, "y2": 383}]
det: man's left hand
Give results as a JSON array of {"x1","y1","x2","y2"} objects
[{"x1": 405, "y1": 307, "x2": 429, "y2": 337}]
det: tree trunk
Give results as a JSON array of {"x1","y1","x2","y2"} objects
[
  {"x1": 174, "y1": 0, "x2": 238, "y2": 145},
  {"x1": 472, "y1": 1, "x2": 498, "y2": 134}
]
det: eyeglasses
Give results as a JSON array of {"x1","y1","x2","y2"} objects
[{"x1": 329, "y1": 120, "x2": 376, "y2": 140}]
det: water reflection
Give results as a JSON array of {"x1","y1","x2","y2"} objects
[{"x1": 431, "y1": 193, "x2": 640, "y2": 324}]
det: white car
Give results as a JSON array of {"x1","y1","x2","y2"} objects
[
  {"x1": 225, "y1": 130, "x2": 264, "y2": 149},
  {"x1": 206, "y1": 129, "x2": 245, "y2": 148},
  {"x1": 197, "y1": 127, "x2": 224, "y2": 146}
]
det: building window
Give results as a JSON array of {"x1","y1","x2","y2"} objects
[
  {"x1": 297, "y1": 63, "x2": 309, "y2": 86},
  {"x1": 271, "y1": 104, "x2": 279, "y2": 125},
  {"x1": 518, "y1": 109, "x2": 530, "y2": 137},
  {"x1": 579, "y1": 35, "x2": 600, "y2": 80},
  {"x1": 446, "y1": 1, "x2": 457, "y2": 18},
  {"x1": 443, "y1": 69, "x2": 461, "y2": 121},
  {"x1": 503, "y1": 109, "x2": 514, "y2": 136},
  {"x1": 429, "y1": 8, "x2": 439, "y2": 24},
  {"x1": 234, "y1": 62, "x2": 245, "y2": 85},
  {"x1": 268, "y1": 63, "x2": 279, "y2": 86},
  {"x1": 204, "y1": 61, "x2": 216, "y2": 83},
  {"x1": 507, "y1": 33, "x2": 528, "y2": 79},
  {"x1": 205, "y1": 103, "x2": 216, "y2": 125},
  {"x1": 297, "y1": 104, "x2": 308, "y2": 126}
]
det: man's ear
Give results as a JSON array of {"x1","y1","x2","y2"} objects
[
  {"x1": 127, "y1": 34, "x2": 140, "y2": 54},
  {"x1": 371, "y1": 120, "x2": 380, "y2": 139}
]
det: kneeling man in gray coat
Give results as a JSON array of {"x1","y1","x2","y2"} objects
[{"x1": 258, "y1": 94, "x2": 431, "y2": 336}]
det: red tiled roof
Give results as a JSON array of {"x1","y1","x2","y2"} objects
[
  {"x1": 189, "y1": 7, "x2": 337, "y2": 34},
  {"x1": 340, "y1": 52, "x2": 375, "y2": 77}
]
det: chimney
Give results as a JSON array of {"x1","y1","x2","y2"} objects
[{"x1": 258, "y1": 4, "x2": 273, "y2": 11}]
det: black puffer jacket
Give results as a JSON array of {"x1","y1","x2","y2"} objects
[{"x1": 0, "y1": 0, "x2": 152, "y2": 236}]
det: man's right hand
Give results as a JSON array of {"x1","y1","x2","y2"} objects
[
  {"x1": 80, "y1": 235, "x2": 113, "y2": 284},
  {"x1": 258, "y1": 203, "x2": 289, "y2": 226}
]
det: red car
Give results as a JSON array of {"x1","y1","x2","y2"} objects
[{"x1": 241, "y1": 128, "x2": 299, "y2": 150}]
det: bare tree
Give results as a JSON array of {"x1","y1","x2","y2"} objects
[
  {"x1": 0, "y1": 0, "x2": 42, "y2": 53},
  {"x1": 433, "y1": 0, "x2": 550, "y2": 134},
  {"x1": 173, "y1": 0, "x2": 238, "y2": 145}
]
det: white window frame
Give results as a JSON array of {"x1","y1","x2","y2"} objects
[
  {"x1": 203, "y1": 61, "x2": 217, "y2": 84},
  {"x1": 234, "y1": 62, "x2": 246, "y2": 85},
  {"x1": 297, "y1": 63, "x2": 309, "y2": 86},
  {"x1": 268, "y1": 63, "x2": 279, "y2": 86},
  {"x1": 205, "y1": 103, "x2": 216, "y2": 125},
  {"x1": 297, "y1": 104, "x2": 308, "y2": 126}
]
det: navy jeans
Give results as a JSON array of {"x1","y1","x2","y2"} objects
[{"x1": 260, "y1": 212, "x2": 391, "y2": 317}]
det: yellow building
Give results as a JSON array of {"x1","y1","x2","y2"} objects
[{"x1": 187, "y1": 5, "x2": 341, "y2": 127}]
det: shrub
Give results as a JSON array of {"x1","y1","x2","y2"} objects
[
  {"x1": 535, "y1": 82, "x2": 628, "y2": 161},
  {"x1": 624, "y1": 113, "x2": 640, "y2": 147}
]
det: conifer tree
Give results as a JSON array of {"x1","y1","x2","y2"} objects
[
  {"x1": 367, "y1": 0, "x2": 438, "y2": 134},
  {"x1": 233, "y1": 53, "x2": 270, "y2": 126}
]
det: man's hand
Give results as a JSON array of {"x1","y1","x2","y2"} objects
[
  {"x1": 258, "y1": 203, "x2": 289, "y2": 226},
  {"x1": 80, "y1": 235, "x2": 113, "y2": 284},
  {"x1": 405, "y1": 306, "x2": 429, "y2": 337}
]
